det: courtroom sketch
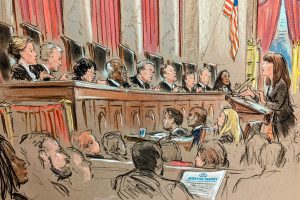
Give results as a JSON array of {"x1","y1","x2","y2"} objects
[{"x1": 1, "y1": 0, "x2": 300, "y2": 200}]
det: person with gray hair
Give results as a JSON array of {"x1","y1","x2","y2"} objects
[
  {"x1": 129, "y1": 60, "x2": 155, "y2": 89},
  {"x1": 39, "y1": 42, "x2": 68, "y2": 81},
  {"x1": 192, "y1": 67, "x2": 212, "y2": 92}
]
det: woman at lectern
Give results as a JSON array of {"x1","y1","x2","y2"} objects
[{"x1": 240, "y1": 52, "x2": 295, "y2": 141}]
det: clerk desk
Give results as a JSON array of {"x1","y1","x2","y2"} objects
[{"x1": 0, "y1": 81, "x2": 228, "y2": 144}]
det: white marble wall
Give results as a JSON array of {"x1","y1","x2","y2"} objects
[
  {"x1": 120, "y1": 0, "x2": 143, "y2": 59},
  {"x1": 63, "y1": 0, "x2": 93, "y2": 45},
  {"x1": 0, "y1": 0, "x2": 15, "y2": 27},
  {"x1": 159, "y1": 0, "x2": 180, "y2": 60}
]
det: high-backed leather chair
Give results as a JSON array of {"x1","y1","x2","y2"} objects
[
  {"x1": 204, "y1": 63, "x2": 217, "y2": 84},
  {"x1": 61, "y1": 36, "x2": 85, "y2": 71},
  {"x1": 118, "y1": 44, "x2": 136, "y2": 77},
  {"x1": 87, "y1": 42, "x2": 110, "y2": 78},
  {"x1": 20, "y1": 23, "x2": 44, "y2": 47},
  {"x1": 183, "y1": 62, "x2": 198, "y2": 74},
  {"x1": 169, "y1": 60, "x2": 183, "y2": 85},
  {"x1": 144, "y1": 52, "x2": 164, "y2": 82},
  {"x1": 0, "y1": 21, "x2": 14, "y2": 50}
]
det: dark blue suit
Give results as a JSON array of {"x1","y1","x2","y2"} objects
[{"x1": 191, "y1": 127, "x2": 202, "y2": 146}]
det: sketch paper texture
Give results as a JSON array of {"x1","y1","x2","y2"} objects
[{"x1": 181, "y1": 170, "x2": 226, "y2": 200}]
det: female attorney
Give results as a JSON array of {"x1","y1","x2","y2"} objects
[{"x1": 240, "y1": 52, "x2": 295, "y2": 141}]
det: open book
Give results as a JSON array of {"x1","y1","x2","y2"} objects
[{"x1": 181, "y1": 170, "x2": 226, "y2": 200}]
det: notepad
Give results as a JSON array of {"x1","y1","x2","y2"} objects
[{"x1": 181, "y1": 170, "x2": 226, "y2": 200}]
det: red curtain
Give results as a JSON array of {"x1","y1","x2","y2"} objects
[
  {"x1": 285, "y1": 0, "x2": 300, "y2": 43},
  {"x1": 91, "y1": 0, "x2": 120, "y2": 56},
  {"x1": 12, "y1": 104, "x2": 70, "y2": 146},
  {"x1": 18, "y1": 0, "x2": 64, "y2": 40},
  {"x1": 141, "y1": 0, "x2": 159, "y2": 54},
  {"x1": 257, "y1": 0, "x2": 282, "y2": 52}
]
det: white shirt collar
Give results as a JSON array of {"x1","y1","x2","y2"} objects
[
  {"x1": 198, "y1": 82, "x2": 206, "y2": 88},
  {"x1": 163, "y1": 80, "x2": 174, "y2": 89},
  {"x1": 136, "y1": 75, "x2": 145, "y2": 88},
  {"x1": 41, "y1": 64, "x2": 51, "y2": 74},
  {"x1": 109, "y1": 79, "x2": 121, "y2": 87},
  {"x1": 193, "y1": 125, "x2": 203, "y2": 131},
  {"x1": 19, "y1": 60, "x2": 37, "y2": 80},
  {"x1": 171, "y1": 127, "x2": 180, "y2": 133}
]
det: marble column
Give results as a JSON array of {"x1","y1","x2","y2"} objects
[
  {"x1": 0, "y1": 0, "x2": 16, "y2": 28},
  {"x1": 159, "y1": 0, "x2": 180, "y2": 60},
  {"x1": 120, "y1": 0, "x2": 143, "y2": 59},
  {"x1": 63, "y1": 0, "x2": 93, "y2": 45}
]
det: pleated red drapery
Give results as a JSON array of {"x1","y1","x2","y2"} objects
[
  {"x1": 12, "y1": 104, "x2": 70, "y2": 146},
  {"x1": 257, "y1": 0, "x2": 282, "y2": 52},
  {"x1": 285, "y1": 0, "x2": 300, "y2": 43},
  {"x1": 18, "y1": 0, "x2": 64, "y2": 40},
  {"x1": 141, "y1": 0, "x2": 160, "y2": 54},
  {"x1": 91, "y1": 0, "x2": 120, "y2": 56}
]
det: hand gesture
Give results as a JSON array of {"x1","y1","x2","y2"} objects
[
  {"x1": 239, "y1": 86, "x2": 255, "y2": 98},
  {"x1": 173, "y1": 86, "x2": 179, "y2": 92},
  {"x1": 59, "y1": 74, "x2": 69, "y2": 81},
  {"x1": 196, "y1": 87, "x2": 203, "y2": 93},
  {"x1": 96, "y1": 79, "x2": 108, "y2": 85},
  {"x1": 39, "y1": 71, "x2": 54, "y2": 80}
]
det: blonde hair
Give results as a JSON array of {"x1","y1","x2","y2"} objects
[
  {"x1": 219, "y1": 108, "x2": 243, "y2": 143},
  {"x1": 8, "y1": 36, "x2": 33, "y2": 61}
]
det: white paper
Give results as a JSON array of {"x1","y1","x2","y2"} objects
[{"x1": 180, "y1": 170, "x2": 226, "y2": 200}]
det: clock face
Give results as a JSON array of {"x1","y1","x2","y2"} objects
[{"x1": 258, "y1": 0, "x2": 268, "y2": 5}]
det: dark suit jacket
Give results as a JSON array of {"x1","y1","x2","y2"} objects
[
  {"x1": 11, "y1": 64, "x2": 36, "y2": 81},
  {"x1": 255, "y1": 78, "x2": 295, "y2": 140},
  {"x1": 191, "y1": 127, "x2": 203, "y2": 145},
  {"x1": 192, "y1": 83, "x2": 211, "y2": 92},
  {"x1": 157, "y1": 81, "x2": 177, "y2": 92},
  {"x1": 129, "y1": 75, "x2": 150, "y2": 89}
]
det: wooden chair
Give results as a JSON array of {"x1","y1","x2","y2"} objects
[
  {"x1": 20, "y1": 23, "x2": 44, "y2": 47},
  {"x1": 118, "y1": 44, "x2": 136, "y2": 77},
  {"x1": 0, "y1": 21, "x2": 14, "y2": 50},
  {"x1": 144, "y1": 52, "x2": 164, "y2": 82},
  {"x1": 61, "y1": 36, "x2": 85, "y2": 71},
  {"x1": 87, "y1": 42, "x2": 110, "y2": 78}
]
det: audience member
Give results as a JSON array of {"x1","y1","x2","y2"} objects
[
  {"x1": 213, "y1": 70, "x2": 232, "y2": 93},
  {"x1": 19, "y1": 133, "x2": 71, "y2": 199},
  {"x1": 9, "y1": 36, "x2": 48, "y2": 81},
  {"x1": 71, "y1": 130, "x2": 101, "y2": 157},
  {"x1": 156, "y1": 64, "x2": 179, "y2": 92},
  {"x1": 39, "y1": 42, "x2": 68, "y2": 81},
  {"x1": 129, "y1": 60, "x2": 155, "y2": 89},
  {"x1": 187, "y1": 106, "x2": 208, "y2": 145},
  {"x1": 72, "y1": 58, "x2": 96, "y2": 83},
  {"x1": 217, "y1": 108, "x2": 243, "y2": 144},
  {"x1": 105, "y1": 59, "x2": 130, "y2": 88},
  {"x1": 195, "y1": 140, "x2": 229, "y2": 168},
  {"x1": 158, "y1": 139, "x2": 182, "y2": 162},
  {"x1": 192, "y1": 68, "x2": 211, "y2": 92},
  {"x1": 240, "y1": 133, "x2": 270, "y2": 167},
  {"x1": 180, "y1": 72, "x2": 196, "y2": 93},
  {"x1": 0, "y1": 135, "x2": 28, "y2": 200},
  {"x1": 112, "y1": 141, "x2": 193, "y2": 200},
  {"x1": 163, "y1": 108, "x2": 189, "y2": 137},
  {"x1": 101, "y1": 131, "x2": 128, "y2": 161}
]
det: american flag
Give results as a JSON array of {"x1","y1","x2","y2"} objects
[{"x1": 223, "y1": 0, "x2": 239, "y2": 60}]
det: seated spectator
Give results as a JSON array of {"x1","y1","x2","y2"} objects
[
  {"x1": 155, "y1": 64, "x2": 179, "y2": 92},
  {"x1": 240, "y1": 133, "x2": 270, "y2": 167},
  {"x1": 187, "y1": 106, "x2": 208, "y2": 145},
  {"x1": 39, "y1": 42, "x2": 68, "y2": 81},
  {"x1": 195, "y1": 140, "x2": 229, "y2": 168},
  {"x1": 71, "y1": 130, "x2": 101, "y2": 157},
  {"x1": 217, "y1": 108, "x2": 243, "y2": 144},
  {"x1": 158, "y1": 138, "x2": 182, "y2": 162},
  {"x1": 19, "y1": 133, "x2": 72, "y2": 199},
  {"x1": 112, "y1": 141, "x2": 193, "y2": 200},
  {"x1": 192, "y1": 67, "x2": 212, "y2": 92},
  {"x1": 9, "y1": 36, "x2": 49, "y2": 81},
  {"x1": 105, "y1": 59, "x2": 130, "y2": 88},
  {"x1": 163, "y1": 108, "x2": 190, "y2": 137},
  {"x1": 0, "y1": 135, "x2": 28, "y2": 200},
  {"x1": 101, "y1": 131, "x2": 128, "y2": 161},
  {"x1": 213, "y1": 70, "x2": 232, "y2": 93},
  {"x1": 65, "y1": 147, "x2": 92, "y2": 185},
  {"x1": 72, "y1": 58, "x2": 96, "y2": 83},
  {"x1": 180, "y1": 72, "x2": 196, "y2": 93},
  {"x1": 129, "y1": 60, "x2": 155, "y2": 89}
]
